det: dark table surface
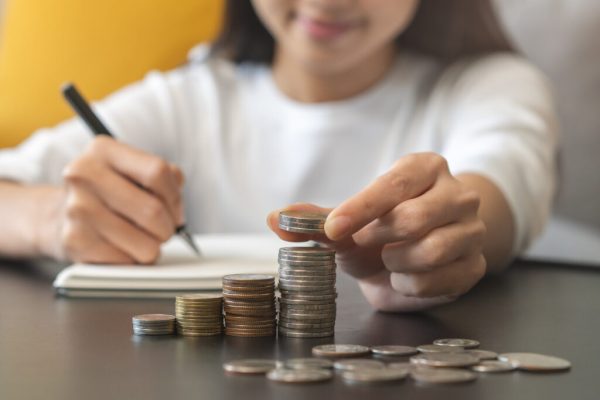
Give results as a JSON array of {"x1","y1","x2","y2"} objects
[{"x1": 0, "y1": 258, "x2": 598, "y2": 400}]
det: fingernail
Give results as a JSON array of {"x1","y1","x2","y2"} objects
[{"x1": 325, "y1": 216, "x2": 352, "y2": 240}]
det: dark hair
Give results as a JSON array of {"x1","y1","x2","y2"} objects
[{"x1": 212, "y1": 0, "x2": 513, "y2": 64}]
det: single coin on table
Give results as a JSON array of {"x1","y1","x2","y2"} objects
[
  {"x1": 284, "y1": 358, "x2": 334, "y2": 370},
  {"x1": 472, "y1": 360, "x2": 517, "y2": 373},
  {"x1": 410, "y1": 353, "x2": 480, "y2": 368},
  {"x1": 333, "y1": 359, "x2": 385, "y2": 371},
  {"x1": 433, "y1": 338, "x2": 480, "y2": 349},
  {"x1": 267, "y1": 368, "x2": 333, "y2": 383},
  {"x1": 341, "y1": 368, "x2": 410, "y2": 384},
  {"x1": 312, "y1": 344, "x2": 371, "y2": 358},
  {"x1": 411, "y1": 367, "x2": 477, "y2": 384},
  {"x1": 466, "y1": 349, "x2": 498, "y2": 361},
  {"x1": 498, "y1": 353, "x2": 571, "y2": 372},
  {"x1": 223, "y1": 359, "x2": 282, "y2": 375},
  {"x1": 417, "y1": 344, "x2": 464, "y2": 353},
  {"x1": 371, "y1": 345, "x2": 419, "y2": 357}
]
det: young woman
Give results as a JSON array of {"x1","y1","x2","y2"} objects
[{"x1": 0, "y1": 0, "x2": 558, "y2": 311}]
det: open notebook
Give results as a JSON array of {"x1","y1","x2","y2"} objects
[{"x1": 53, "y1": 234, "x2": 287, "y2": 298}]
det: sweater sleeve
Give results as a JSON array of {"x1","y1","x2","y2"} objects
[
  {"x1": 0, "y1": 69, "x2": 184, "y2": 186},
  {"x1": 439, "y1": 54, "x2": 559, "y2": 255}
]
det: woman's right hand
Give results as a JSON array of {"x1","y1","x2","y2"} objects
[{"x1": 43, "y1": 136, "x2": 185, "y2": 264}]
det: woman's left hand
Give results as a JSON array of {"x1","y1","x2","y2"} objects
[{"x1": 267, "y1": 152, "x2": 487, "y2": 312}]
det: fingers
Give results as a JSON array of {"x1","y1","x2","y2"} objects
[
  {"x1": 87, "y1": 137, "x2": 184, "y2": 225},
  {"x1": 66, "y1": 186, "x2": 162, "y2": 264},
  {"x1": 64, "y1": 157, "x2": 175, "y2": 241},
  {"x1": 389, "y1": 253, "x2": 487, "y2": 298},
  {"x1": 357, "y1": 270, "x2": 458, "y2": 312},
  {"x1": 381, "y1": 217, "x2": 486, "y2": 273},
  {"x1": 63, "y1": 137, "x2": 184, "y2": 241},
  {"x1": 325, "y1": 153, "x2": 448, "y2": 241},
  {"x1": 353, "y1": 176, "x2": 480, "y2": 247},
  {"x1": 61, "y1": 220, "x2": 135, "y2": 265}
]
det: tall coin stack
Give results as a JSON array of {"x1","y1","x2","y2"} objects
[
  {"x1": 277, "y1": 246, "x2": 337, "y2": 338},
  {"x1": 222, "y1": 274, "x2": 277, "y2": 337},
  {"x1": 175, "y1": 294, "x2": 223, "y2": 336}
]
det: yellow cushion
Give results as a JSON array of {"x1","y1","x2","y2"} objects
[{"x1": 0, "y1": 0, "x2": 223, "y2": 148}]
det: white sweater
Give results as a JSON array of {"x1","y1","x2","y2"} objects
[{"x1": 0, "y1": 49, "x2": 558, "y2": 254}]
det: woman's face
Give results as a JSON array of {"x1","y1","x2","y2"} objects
[{"x1": 251, "y1": 0, "x2": 420, "y2": 74}]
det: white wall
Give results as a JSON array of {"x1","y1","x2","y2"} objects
[{"x1": 494, "y1": 0, "x2": 600, "y2": 229}]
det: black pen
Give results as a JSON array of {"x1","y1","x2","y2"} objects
[{"x1": 61, "y1": 82, "x2": 202, "y2": 257}]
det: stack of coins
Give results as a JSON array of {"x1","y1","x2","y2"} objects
[
  {"x1": 278, "y1": 210, "x2": 328, "y2": 234},
  {"x1": 223, "y1": 274, "x2": 277, "y2": 337},
  {"x1": 132, "y1": 314, "x2": 176, "y2": 336},
  {"x1": 277, "y1": 246, "x2": 337, "y2": 338},
  {"x1": 175, "y1": 294, "x2": 223, "y2": 336}
]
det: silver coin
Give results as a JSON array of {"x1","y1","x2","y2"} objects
[
  {"x1": 467, "y1": 349, "x2": 498, "y2": 361},
  {"x1": 433, "y1": 338, "x2": 480, "y2": 349},
  {"x1": 278, "y1": 273, "x2": 336, "y2": 281},
  {"x1": 410, "y1": 353, "x2": 479, "y2": 368},
  {"x1": 387, "y1": 362, "x2": 413, "y2": 373},
  {"x1": 342, "y1": 368, "x2": 409, "y2": 383},
  {"x1": 279, "y1": 226, "x2": 325, "y2": 234},
  {"x1": 371, "y1": 345, "x2": 418, "y2": 357},
  {"x1": 411, "y1": 367, "x2": 477, "y2": 384},
  {"x1": 417, "y1": 344, "x2": 464, "y2": 353},
  {"x1": 333, "y1": 359, "x2": 385, "y2": 371},
  {"x1": 312, "y1": 344, "x2": 371, "y2": 358},
  {"x1": 279, "y1": 222, "x2": 326, "y2": 230},
  {"x1": 132, "y1": 314, "x2": 176, "y2": 323},
  {"x1": 279, "y1": 321, "x2": 335, "y2": 330},
  {"x1": 280, "y1": 304, "x2": 336, "y2": 312},
  {"x1": 279, "y1": 312, "x2": 336, "y2": 321},
  {"x1": 285, "y1": 358, "x2": 334, "y2": 370},
  {"x1": 267, "y1": 368, "x2": 333, "y2": 383},
  {"x1": 497, "y1": 353, "x2": 571, "y2": 371},
  {"x1": 279, "y1": 210, "x2": 328, "y2": 222},
  {"x1": 279, "y1": 246, "x2": 335, "y2": 257},
  {"x1": 278, "y1": 327, "x2": 335, "y2": 338},
  {"x1": 278, "y1": 260, "x2": 336, "y2": 268},
  {"x1": 223, "y1": 359, "x2": 282, "y2": 374},
  {"x1": 472, "y1": 360, "x2": 517, "y2": 373}
]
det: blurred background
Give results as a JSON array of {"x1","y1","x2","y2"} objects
[{"x1": 0, "y1": 0, "x2": 598, "y2": 264}]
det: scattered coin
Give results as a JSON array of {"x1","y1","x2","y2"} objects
[
  {"x1": 267, "y1": 368, "x2": 333, "y2": 383},
  {"x1": 410, "y1": 353, "x2": 480, "y2": 368},
  {"x1": 223, "y1": 359, "x2": 281, "y2": 374},
  {"x1": 467, "y1": 349, "x2": 498, "y2": 361},
  {"x1": 472, "y1": 360, "x2": 517, "y2": 373},
  {"x1": 411, "y1": 367, "x2": 477, "y2": 384},
  {"x1": 371, "y1": 345, "x2": 418, "y2": 357},
  {"x1": 333, "y1": 359, "x2": 385, "y2": 371},
  {"x1": 498, "y1": 353, "x2": 571, "y2": 372},
  {"x1": 417, "y1": 344, "x2": 464, "y2": 353},
  {"x1": 312, "y1": 344, "x2": 371, "y2": 358},
  {"x1": 434, "y1": 338, "x2": 480, "y2": 349},
  {"x1": 342, "y1": 368, "x2": 409, "y2": 384},
  {"x1": 284, "y1": 358, "x2": 334, "y2": 370}
]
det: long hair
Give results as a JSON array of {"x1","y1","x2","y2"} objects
[{"x1": 212, "y1": 0, "x2": 514, "y2": 64}]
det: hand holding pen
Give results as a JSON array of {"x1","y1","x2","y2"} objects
[{"x1": 54, "y1": 83, "x2": 200, "y2": 264}]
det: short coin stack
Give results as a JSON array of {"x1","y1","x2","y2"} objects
[
  {"x1": 132, "y1": 314, "x2": 175, "y2": 336},
  {"x1": 222, "y1": 274, "x2": 277, "y2": 337},
  {"x1": 175, "y1": 294, "x2": 223, "y2": 336},
  {"x1": 277, "y1": 246, "x2": 337, "y2": 338},
  {"x1": 278, "y1": 210, "x2": 327, "y2": 234}
]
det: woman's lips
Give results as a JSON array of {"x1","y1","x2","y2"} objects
[{"x1": 296, "y1": 15, "x2": 356, "y2": 40}]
